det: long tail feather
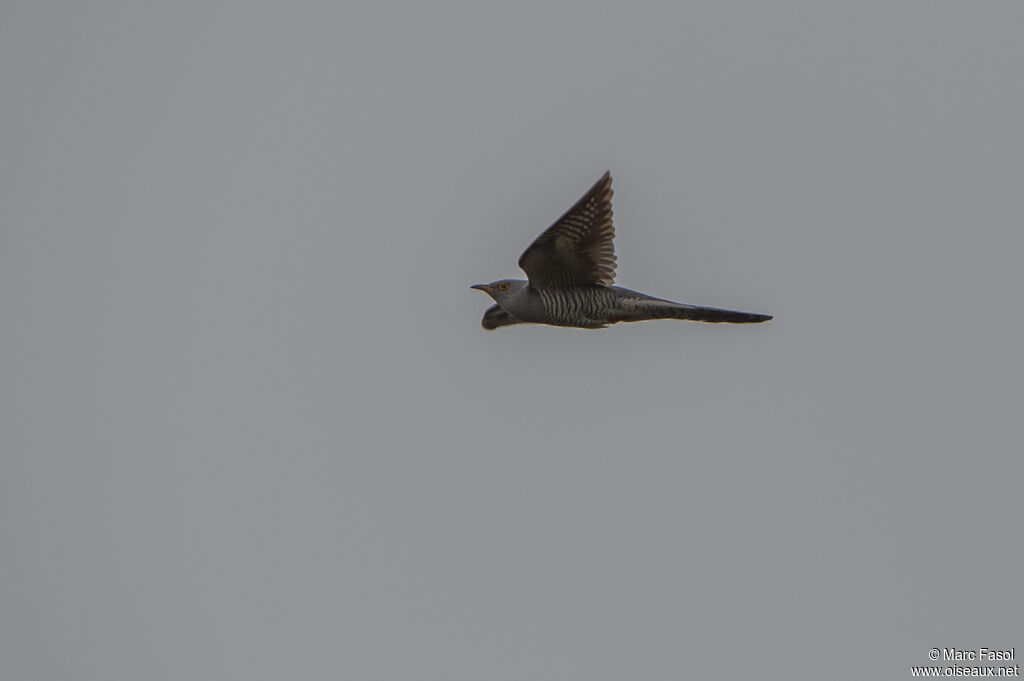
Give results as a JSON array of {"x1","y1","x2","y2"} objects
[
  {"x1": 609, "y1": 288, "x2": 772, "y2": 324},
  {"x1": 661, "y1": 305, "x2": 772, "y2": 323}
]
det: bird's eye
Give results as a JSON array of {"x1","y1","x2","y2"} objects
[{"x1": 498, "y1": 282, "x2": 509, "y2": 290}]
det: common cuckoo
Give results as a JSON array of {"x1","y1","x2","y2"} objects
[{"x1": 472, "y1": 171, "x2": 772, "y2": 329}]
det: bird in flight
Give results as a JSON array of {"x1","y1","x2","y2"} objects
[{"x1": 472, "y1": 171, "x2": 772, "y2": 329}]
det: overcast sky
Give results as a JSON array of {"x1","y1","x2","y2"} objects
[{"x1": 3, "y1": 2, "x2": 1022, "y2": 680}]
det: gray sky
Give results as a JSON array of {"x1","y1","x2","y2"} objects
[{"x1": 3, "y1": 2, "x2": 1022, "y2": 680}]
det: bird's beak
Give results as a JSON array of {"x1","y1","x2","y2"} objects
[{"x1": 471, "y1": 284, "x2": 492, "y2": 293}]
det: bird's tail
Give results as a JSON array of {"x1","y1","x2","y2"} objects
[
  {"x1": 658, "y1": 304, "x2": 772, "y2": 323},
  {"x1": 610, "y1": 288, "x2": 772, "y2": 324}
]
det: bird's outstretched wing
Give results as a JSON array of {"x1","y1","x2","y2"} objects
[
  {"x1": 481, "y1": 304, "x2": 524, "y2": 330},
  {"x1": 518, "y1": 171, "x2": 616, "y2": 288}
]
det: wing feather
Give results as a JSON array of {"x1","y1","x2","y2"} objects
[
  {"x1": 481, "y1": 304, "x2": 524, "y2": 330},
  {"x1": 517, "y1": 171, "x2": 616, "y2": 288}
]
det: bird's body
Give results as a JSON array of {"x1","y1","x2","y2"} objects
[
  {"x1": 475, "y1": 281, "x2": 770, "y2": 329},
  {"x1": 472, "y1": 172, "x2": 772, "y2": 330}
]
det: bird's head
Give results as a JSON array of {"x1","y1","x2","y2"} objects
[{"x1": 471, "y1": 279, "x2": 525, "y2": 304}]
